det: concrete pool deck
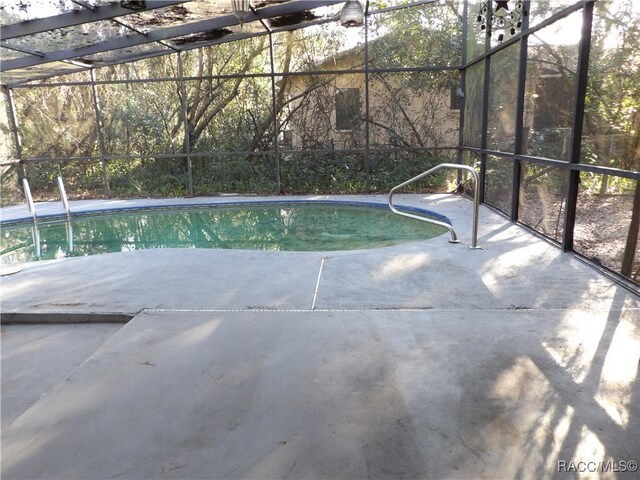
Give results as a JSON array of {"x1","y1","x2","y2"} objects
[{"x1": 1, "y1": 194, "x2": 639, "y2": 479}]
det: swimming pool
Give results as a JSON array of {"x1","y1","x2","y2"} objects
[{"x1": 0, "y1": 201, "x2": 449, "y2": 263}]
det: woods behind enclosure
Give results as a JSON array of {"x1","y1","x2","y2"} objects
[{"x1": 1, "y1": 0, "x2": 638, "y2": 283}]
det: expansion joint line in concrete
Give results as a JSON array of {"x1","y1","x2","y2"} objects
[
  {"x1": 143, "y1": 308, "x2": 434, "y2": 313},
  {"x1": 142, "y1": 307, "x2": 640, "y2": 314}
]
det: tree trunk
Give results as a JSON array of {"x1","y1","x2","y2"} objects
[{"x1": 245, "y1": 32, "x2": 295, "y2": 153}]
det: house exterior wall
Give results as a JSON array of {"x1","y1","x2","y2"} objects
[{"x1": 284, "y1": 56, "x2": 460, "y2": 150}]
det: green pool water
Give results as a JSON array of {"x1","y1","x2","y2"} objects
[{"x1": 0, "y1": 203, "x2": 448, "y2": 263}]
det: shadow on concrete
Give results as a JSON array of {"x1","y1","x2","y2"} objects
[{"x1": 453, "y1": 286, "x2": 639, "y2": 479}]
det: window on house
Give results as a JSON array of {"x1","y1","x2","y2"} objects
[{"x1": 335, "y1": 88, "x2": 360, "y2": 130}]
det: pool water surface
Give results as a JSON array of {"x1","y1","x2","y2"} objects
[{"x1": 1, "y1": 202, "x2": 448, "y2": 263}]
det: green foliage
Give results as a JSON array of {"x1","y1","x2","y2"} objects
[
  {"x1": 13, "y1": 84, "x2": 99, "y2": 159},
  {"x1": 24, "y1": 160, "x2": 104, "y2": 201},
  {"x1": 368, "y1": 1, "x2": 463, "y2": 68},
  {"x1": 368, "y1": 151, "x2": 451, "y2": 193},
  {"x1": 108, "y1": 158, "x2": 188, "y2": 198},
  {"x1": 484, "y1": 156, "x2": 513, "y2": 214},
  {"x1": 193, "y1": 154, "x2": 276, "y2": 195},
  {"x1": 280, "y1": 152, "x2": 366, "y2": 194},
  {"x1": 100, "y1": 82, "x2": 182, "y2": 156}
]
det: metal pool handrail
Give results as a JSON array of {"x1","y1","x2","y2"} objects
[
  {"x1": 22, "y1": 178, "x2": 37, "y2": 224},
  {"x1": 57, "y1": 176, "x2": 71, "y2": 218},
  {"x1": 388, "y1": 163, "x2": 481, "y2": 249}
]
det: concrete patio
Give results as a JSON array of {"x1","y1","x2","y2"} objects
[{"x1": 1, "y1": 194, "x2": 639, "y2": 479}]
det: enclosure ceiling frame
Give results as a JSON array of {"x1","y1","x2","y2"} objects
[
  {"x1": 0, "y1": 0, "x2": 449, "y2": 87},
  {"x1": 2, "y1": 4, "x2": 340, "y2": 86},
  {"x1": 0, "y1": 0, "x2": 436, "y2": 42},
  {"x1": 0, "y1": 1, "x2": 343, "y2": 75}
]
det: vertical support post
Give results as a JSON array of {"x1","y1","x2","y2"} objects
[
  {"x1": 177, "y1": 51, "x2": 194, "y2": 197},
  {"x1": 268, "y1": 32, "x2": 281, "y2": 194},
  {"x1": 364, "y1": 0, "x2": 371, "y2": 193},
  {"x1": 479, "y1": 56, "x2": 491, "y2": 203},
  {"x1": 477, "y1": 0, "x2": 495, "y2": 204},
  {"x1": 90, "y1": 69, "x2": 110, "y2": 197},
  {"x1": 457, "y1": 0, "x2": 468, "y2": 178},
  {"x1": 562, "y1": 1, "x2": 594, "y2": 251},
  {"x1": 511, "y1": 1, "x2": 530, "y2": 221},
  {"x1": 5, "y1": 87, "x2": 25, "y2": 181}
]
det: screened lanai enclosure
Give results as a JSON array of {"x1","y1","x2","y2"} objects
[{"x1": 0, "y1": 0, "x2": 639, "y2": 289}]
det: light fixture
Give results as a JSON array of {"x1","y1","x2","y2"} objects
[
  {"x1": 477, "y1": 0, "x2": 526, "y2": 42},
  {"x1": 231, "y1": 0, "x2": 251, "y2": 27},
  {"x1": 340, "y1": 0, "x2": 364, "y2": 28},
  {"x1": 120, "y1": 0, "x2": 146, "y2": 11}
]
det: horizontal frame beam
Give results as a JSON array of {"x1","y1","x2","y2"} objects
[
  {"x1": 0, "y1": 43, "x2": 44, "y2": 57},
  {"x1": 9, "y1": 65, "x2": 462, "y2": 88},
  {"x1": 1, "y1": 146, "x2": 459, "y2": 166},
  {"x1": 461, "y1": 147, "x2": 640, "y2": 180},
  {"x1": 7, "y1": 148, "x2": 639, "y2": 181}
]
